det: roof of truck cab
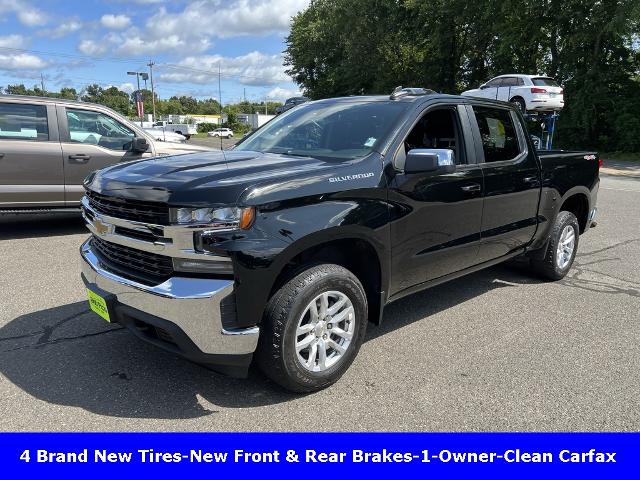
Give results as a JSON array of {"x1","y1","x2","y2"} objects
[{"x1": 310, "y1": 93, "x2": 466, "y2": 104}]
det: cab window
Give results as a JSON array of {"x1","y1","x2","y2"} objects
[
  {"x1": 66, "y1": 108, "x2": 135, "y2": 150},
  {"x1": 472, "y1": 106, "x2": 522, "y2": 162},
  {"x1": 0, "y1": 103, "x2": 49, "y2": 141},
  {"x1": 397, "y1": 107, "x2": 466, "y2": 167}
]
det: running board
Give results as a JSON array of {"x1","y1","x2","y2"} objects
[{"x1": 0, "y1": 208, "x2": 81, "y2": 215}]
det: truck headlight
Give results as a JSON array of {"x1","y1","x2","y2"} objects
[{"x1": 172, "y1": 206, "x2": 255, "y2": 230}]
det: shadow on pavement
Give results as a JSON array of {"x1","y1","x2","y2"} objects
[
  {"x1": 0, "y1": 263, "x2": 540, "y2": 420},
  {"x1": 0, "y1": 213, "x2": 86, "y2": 240}
]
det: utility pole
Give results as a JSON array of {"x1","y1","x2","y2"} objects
[
  {"x1": 243, "y1": 87, "x2": 246, "y2": 103},
  {"x1": 127, "y1": 71, "x2": 143, "y2": 127},
  {"x1": 218, "y1": 63, "x2": 223, "y2": 150},
  {"x1": 147, "y1": 60, "x2": 156, "y2": 122},
  {"x1": 40, "y1": 73, "x2": 45, "y2": 96}
]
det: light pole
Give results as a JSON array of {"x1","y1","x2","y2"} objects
[{"x1": 127, "y1": 71, "x2": 149, "y2": 127}]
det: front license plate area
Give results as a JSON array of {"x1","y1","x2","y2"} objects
[{"x1": 86, "y1": 287, "x2": 114, "y2": 322}]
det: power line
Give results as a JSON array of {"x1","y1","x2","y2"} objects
[
  {"x1": 160, "y1": 63, "x2": 281, "y2": 84},
  {"x1": 0, "y1": 46, "x2": 150, "y2": 64}
]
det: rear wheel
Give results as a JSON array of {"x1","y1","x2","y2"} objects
[
  {"x1": 531, "y1": 211, "x2": 579, "y2": 280},
  {"x1": 256, "y1": 264, "x2": 367, "y2": 392},
  {"x1": 510, "y1": 97, "x2": 526, "y2": 113}
]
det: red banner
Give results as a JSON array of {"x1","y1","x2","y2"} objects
[{"x1": 135, "y1": 91, "x2": 144, "y2": 118}]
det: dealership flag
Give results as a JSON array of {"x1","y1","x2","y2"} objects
[{"x1": 135, "y1": 91, "x2": 144, "y2": 118}]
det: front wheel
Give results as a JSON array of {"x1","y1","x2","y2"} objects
[
  {"x1": 531, "y1": 211, "x2": 580, "y2": 280},
  {"x1": 256, "y1": 264, "x2": 368, "y2": 392}
]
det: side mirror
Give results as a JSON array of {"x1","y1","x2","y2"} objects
[
  {"x1": 404, "y1": 149, "x2": 456, "y2": 174},
  {"x1": 479, "y1": 83, "x2": 488, "y2": 90},
  {"x1": 131, "y1": 137, "x2": 149, "y2": 153}
]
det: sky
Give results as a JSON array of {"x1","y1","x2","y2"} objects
[{"x1": 0, "y1": 0, "x2": 309, "y2": 103}]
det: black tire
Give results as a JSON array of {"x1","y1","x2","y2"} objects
[
  {"x1": 531, "y1": 211, "x2": 580, "y2": 280},
  {"x1": 256, "y1": 264, "x2": 368, "y2": 393},
  {"x1": 510, "y1": 97, "x2": 526, "y2": 113}
]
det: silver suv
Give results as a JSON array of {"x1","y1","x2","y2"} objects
[{"x1": 0, "y1": 95, "x2": 211, "y2": 213}]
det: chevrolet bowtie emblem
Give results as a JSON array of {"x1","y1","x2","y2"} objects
[{"x1": 94, "y1": 218, "x2": 110, "y2": 235}]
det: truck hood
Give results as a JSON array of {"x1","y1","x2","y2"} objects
[
  {"x1": 86, "y1": 150, "x2": 382, "y2": 206},
  {"x1": 152, "y1": 141, "x2": 214, "y2": 155}
]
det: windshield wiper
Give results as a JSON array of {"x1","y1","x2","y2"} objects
[{"x1": 264, "y1": 149, "x2": 314, "y2": 158}]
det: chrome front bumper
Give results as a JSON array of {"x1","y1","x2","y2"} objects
[{"x1": 80, "y1": 239, "x2": 259, "y2": 356}]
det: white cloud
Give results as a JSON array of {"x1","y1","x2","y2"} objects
[
  {"x1": 0, "y1": 52, "x2": 47, "y2": 70},
  {"x1": 0, "y1": 0, "x2": 46, "y2": 26},
  {"x1": 17, "y1": 8, "x2": 47, "y2": 26},
  {"x1": 118, "y1": 82, "x2": 135, "y2": 93},
  {"x1": 266, "y1": 87, "x2": 301, "y2": 101},
  {"x1": 76, "y1": 1, "x2": 309, "y2": 59},
  {"x1": 159, "y1": 51, "x2": 290, "y2": 86},
  {"x1": 40, "y1": 19, "x2": 82, "y2": 39},
  {"x1": 145, "y1": 1, "x2": 309, "y2": 40},
  {"x1": 101, "y1": 14, "x2": 131, "y2": 30},
  {"x1": 0, "y1": 34, "x2": 26, "y2": 48},
  {"x1": 116, "y1": 34, "x2": 210, "y2": 56},
  {"x1": 77, "y1": 40, "x2": 108, "y2": 56}
]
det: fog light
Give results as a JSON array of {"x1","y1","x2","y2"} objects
[{"x1": 172, "y1": 257, "x2": 233, "y2": 275}]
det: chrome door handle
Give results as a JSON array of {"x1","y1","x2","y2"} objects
[
  {"x1": 68, "y1": 154, "x2": 91, "y2": 163},
  {"x1": 461, "y1": 183, "x2": 481, "y2": 192},
  {"x1": 523, "y1": 176, "x2": 539, "y2": 183}
]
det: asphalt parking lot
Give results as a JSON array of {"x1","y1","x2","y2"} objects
[
  {"x1": 189, "y1": 135, "x2": 238, "y2": 150},
  {"x1": 0, "y1": 172, "x2": 638, "y2": 432}
]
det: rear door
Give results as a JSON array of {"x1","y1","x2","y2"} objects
[
  {"x1": 0, "y1": 101, "x2": 64, "y2": 208},
  {"x1": 468, "y1": 104, "x2": 541, "y2": 262},
  {"x1": 496, "y1": 77, "x2": 521, "y2": 102},
  {"x1": 58, "y1": 105, "x2": 150, "y2": 206}
]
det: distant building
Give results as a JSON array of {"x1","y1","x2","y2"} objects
[{"x1": 237, "y1": 113, "x2": 275, "y2": 129}]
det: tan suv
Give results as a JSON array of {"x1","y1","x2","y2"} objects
[{"x1": 0, "y1": 95, "x2": 212, "y2": 212}]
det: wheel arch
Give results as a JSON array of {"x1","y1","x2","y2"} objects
[
  {"x1": 559, "y1": 189, "x2": 590, "y2": 233},
  {"x1": 268, "y1": 230, "x2": 387, "y2": 325}
]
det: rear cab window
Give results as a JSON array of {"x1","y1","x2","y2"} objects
[
  {"x1": 532, "y1": 77, "x2": 560, "y2": 87},
  {"x1": 0, "y1": 103, "x2": 49, "y2": 141},
  {"x1": 472, "y1": 106, "x2": 524, "y2": 163}
]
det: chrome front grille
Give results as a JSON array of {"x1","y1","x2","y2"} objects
[{"x1": 91, "y1": 236, "x2": 174, "y2": 285}]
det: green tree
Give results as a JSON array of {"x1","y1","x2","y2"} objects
[{"x1": 285, "y1": 0, "x2": 640, "y2": 151}]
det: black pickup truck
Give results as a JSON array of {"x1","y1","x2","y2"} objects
[{"x1": 80, "y1": 88, "x2": 599, "y2": 392}]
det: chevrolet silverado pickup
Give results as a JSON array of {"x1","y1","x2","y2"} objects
[{"x1": 80, "y1": 88, "x2": 600, "y2": 392}]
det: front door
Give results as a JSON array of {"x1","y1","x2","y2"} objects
[
  {"x1": 58, "y1": 106, "x2": 148, "y2": 206},
  {"x1": 388, "y1": 105, "x2": 484, "y2": 295},
  {"x1": 468, "y1": 105, "x2": 541, "y2": 262},
  {"x1": 0, "y1": 101, "x2": 64, "y2": 208}
]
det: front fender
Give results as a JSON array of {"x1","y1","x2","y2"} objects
[{"x1": 226, "y1": 194, "x2": 392, "y2": 328}]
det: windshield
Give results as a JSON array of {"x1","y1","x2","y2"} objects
[
  {"x1": 532, "y1": 77, "x2": 560, "y2": 87},
  {"x1": 234, "y1": 100, "x2": 409, "y2": 161}
]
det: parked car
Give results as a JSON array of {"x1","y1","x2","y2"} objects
[
  {"x1": 152, "y1": 121, "x2": 197, "y2": 140},
  {"x1": 208, "y1": 127, "x2": 234, "y2": 138},
  {"x1": 80, "y1": 88, "x2": 599, "y2": 392},
  {"x1": 461, "y1": 74, "x2": 564, "y2": 113},
  {"x1": 144, "y1": 128, "x2": 186, "y2": 143},
  {"x1": 275, "y1": 96, "x2": 310, "y2": 115},
  {"x1": 0, "y1": 95, "x2": 212, "y2": 213}
]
